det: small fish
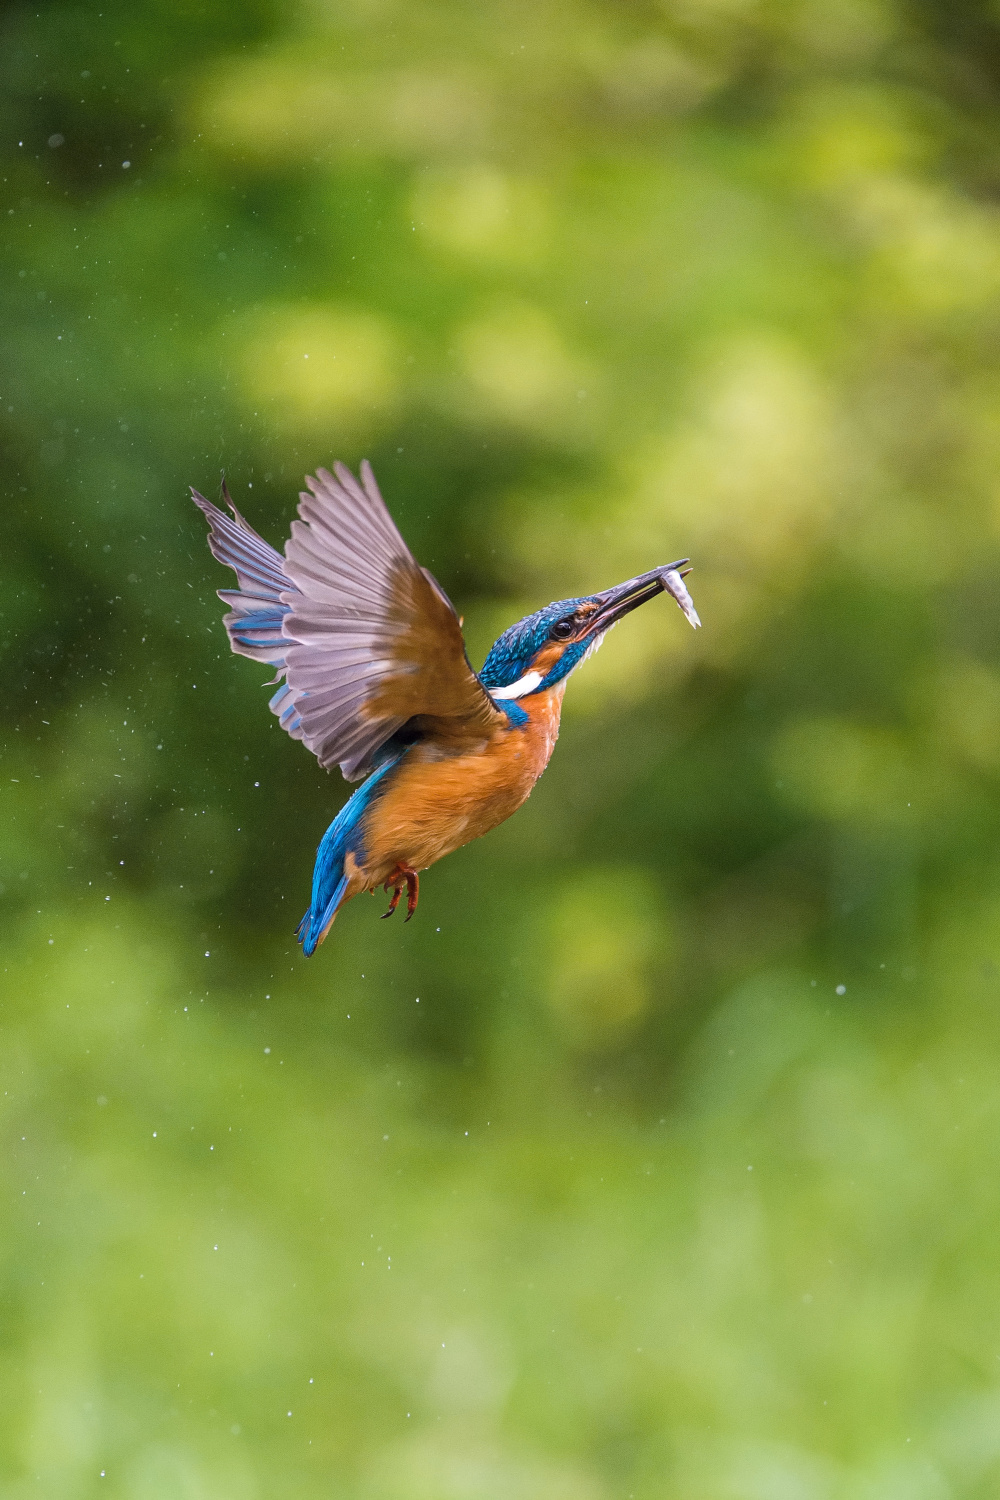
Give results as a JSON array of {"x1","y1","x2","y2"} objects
[{"x1": 660, "y1": 563, "x2": 701, "y2": 629}]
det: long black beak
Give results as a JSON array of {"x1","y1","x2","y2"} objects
[{"x1": 584, "y1": 561, "x2": 701, "y2": 635}]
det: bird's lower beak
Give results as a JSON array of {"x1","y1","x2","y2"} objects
[{"x1": 585, "y1": 562, "x2": 701, "y2": 635}]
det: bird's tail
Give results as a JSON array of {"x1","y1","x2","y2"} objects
[
  {"x1": 295, "y1": 759, "x2": 398, "y2": 955},
  {"x1": 297, "y1": 872, "x2": 351, "y2": 957}
]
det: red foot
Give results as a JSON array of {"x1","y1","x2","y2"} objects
[{"x1": 381, "y1": 864, "x2": 419, "y2": 922}]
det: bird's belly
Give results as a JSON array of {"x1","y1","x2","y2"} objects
[{"x1": 360, "y1": 692, "x2": 563, "y2": 884}]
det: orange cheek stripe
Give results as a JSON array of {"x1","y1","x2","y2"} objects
[{"x1": 531, "y1": 642, "x2": 568, "y2": 677}]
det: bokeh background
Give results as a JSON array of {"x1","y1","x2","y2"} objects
[{"x1": 5, "y1": 0, "x2": 1000, "y2": 1495}]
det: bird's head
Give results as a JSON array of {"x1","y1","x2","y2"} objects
[{"x1": 479, "y1": 562, "x2": 700, "y2": 708}]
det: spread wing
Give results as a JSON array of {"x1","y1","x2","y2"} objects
[{"x1": 193, "y1": 461, "x2": 505, "y2": 781}]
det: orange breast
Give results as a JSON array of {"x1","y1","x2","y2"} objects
[{"x1": 358, "y1": 684, "x2": 566, "y2": 886}]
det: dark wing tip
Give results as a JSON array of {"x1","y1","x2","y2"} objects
[
  {"x1": 191, "y1": 486, "x2": 222, "y2": 520},
  {"x1": 191, "y1": 483, "x2": 252, "y2": 533}
]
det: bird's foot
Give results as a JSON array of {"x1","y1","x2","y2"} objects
[{"x1": 381, "y1": 864, "x2": 419, "y2": 921}]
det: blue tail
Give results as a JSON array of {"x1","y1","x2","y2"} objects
[
  {"x1": 297, "y1": 872, "x2": 350, "y2": 957},
  {"x1": 296, "y1": 758, "x2": 398, "y2": 956}
]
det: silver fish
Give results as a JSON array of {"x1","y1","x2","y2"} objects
[{"x1": 661, "y1": 564, "x2": 701, "y2": 629}]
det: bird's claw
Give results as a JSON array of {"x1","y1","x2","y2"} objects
[
  {"x1": 381, "y1": 864, "x2": 419, "y2": 921},
  {"x1": 381, "y1": 882, "x2": 403, "y2": 919}
]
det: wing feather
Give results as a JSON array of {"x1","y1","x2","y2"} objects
[
  {"x1": 194, "y1": 461, "x2": 504, "y2": 782},
  {"x1": 192, "y1": 489, "x2": 294, "y2": 670}
]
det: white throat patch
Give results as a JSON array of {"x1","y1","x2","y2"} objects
[{"x1": 490, "y1": 670, "x2": 543, "y2": 701}]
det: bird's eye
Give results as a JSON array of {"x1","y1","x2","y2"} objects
[{"x1": 550, "y1": 617, "x2": 575, "y2": 641}]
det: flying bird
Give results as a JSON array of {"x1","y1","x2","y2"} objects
[{"x1": 193, "y1": 461, "x2": 700, "y2": 954}]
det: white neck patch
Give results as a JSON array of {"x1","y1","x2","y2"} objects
[{"x1": 490, "y1": 670, "x2": 543, "y2": 701}]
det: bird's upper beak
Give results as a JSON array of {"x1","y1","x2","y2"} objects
[{"x1": 582, "y1": 562, "x2": 701, "y2": 636}]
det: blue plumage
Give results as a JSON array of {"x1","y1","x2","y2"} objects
[
  {"x1": 268, "y1": 682, "x2": 303, "y2": 736},
  {"x1": 480, "y1": 598, "x2": 595, "y2": 696},
  {"x1": 479, "y1": 598, "x2": 586, "y2": 690},
  {"x1": 224, "y1": 605, "x2": 289, "y2": 657},
  {"x1": 296, "y1": 756, "x2": 401, "y2": 956}
]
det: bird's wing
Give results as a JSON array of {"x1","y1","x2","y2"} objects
[
  {"x1": 192, "y1": 485, "x2": 293, "y2": 668},
  {"x1": 194, "y1": 462, "x2": 505, "y2": 781},
  {"x1": 281, "y1": 461, "x2": 505, "y2": 779},
  {"x1": 192, "y1": 484, "x2": 312, "y2": 744}
]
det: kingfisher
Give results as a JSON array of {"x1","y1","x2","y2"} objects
[{"x1": 193, "y1": 461, "x2": 700, "y2": 954}]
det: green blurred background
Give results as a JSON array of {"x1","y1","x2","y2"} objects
[{"x1": 5, "y1": 0, "x2": 1000, "y2": 1495}]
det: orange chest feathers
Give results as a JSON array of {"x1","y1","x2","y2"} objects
[{"x1": 360, "y1": 684, "x2": 567, "y2": 880}]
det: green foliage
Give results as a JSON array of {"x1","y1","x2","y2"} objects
[{"x1": 5, "y1": 0, "x2": 1000, "y2": 1492}]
